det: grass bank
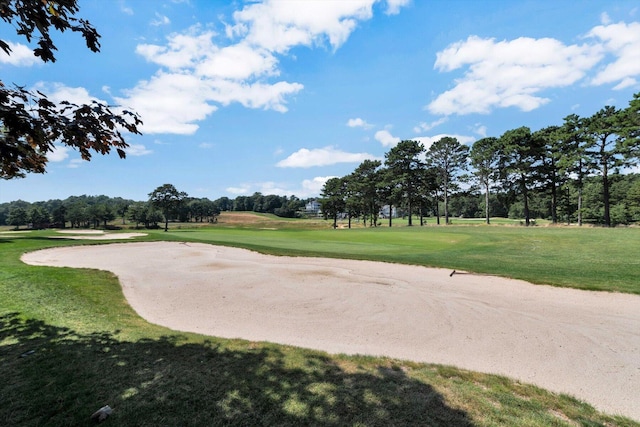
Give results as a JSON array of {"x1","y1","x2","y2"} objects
[{"x1": 1, "y1": 225, "x2": 638, "y2": 425}]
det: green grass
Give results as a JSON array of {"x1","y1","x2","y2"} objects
[{"x1": 1, "y1": 224, "x2": 639, "y2": 425}]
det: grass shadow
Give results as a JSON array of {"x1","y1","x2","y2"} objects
[{"x1": 0, "y1": 313, "x2": 474, "y2": 426}]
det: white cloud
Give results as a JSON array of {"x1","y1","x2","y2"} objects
[
  {"x1": 374, "y1": 129, "x2": 400, "y2": 147},
  {"x1": 0, "y1": 41, "x2": 38, "y2": 66},
  {"x1": 473, "y1": 124, "x2": 487, "y2": 138},
  {"x1": 226, "y1": 185, "x2": 251, "y2": 195},
  {"x1": 301, "y1": 176, "x2": 333, "y2": 196},
  {"x1": 136, "y1": 29, "x2": 216, "y2": 70},
  {"x1": 385, "y1": 0, "x2": 411, "y2": 15},
  {"x1": 125, "y1": 144, "x2": 152, "y2": 156},
  {"x1": 47, "y1": 145, "x2": 71, "y2": 162},
  {"x1": 196, "y1": 43, "x2": 279, "y2": 80},
  {"x1": 199, "y1": 142, "x2": 214, "y2": 149},
  {"x1": 429, "y1": 18, "x2": 640, "y2": 115},
  {"x1": 413, "y1": 117, "x2": 447, "y2": 133},
  {"x1": 151, "y1": 13, "x2": 171, "y2": 26},
  {"x1": 277, "y1": 146, "x2": 377, "y2": 168},
  {"x1": 208, "y1": 79, "x2": 303, "y2": 112},
  {"x1": 587, "y1": 21, "x2": 640, "y2": 89},
  {"x1": 129, "y1": 28, "x2": 302, "y2": 133},
  {"x1": 230, "y1": 0, "x2": 375, "y2": 53},
  {"x1": 347, "y1": 117, "x2": 373, "y2": 128},
  {"x1": 33, "y1": 82, "x2": 100, "y2": 105},
  {"x1": 613, "y1": 77, "x2": 637, "y2": 90},
  {"x1": 255, "y1": 181, "x2": 292, "y2": 195},
  {"x1": 227, "y1": 176, "x2": 335, "y2": 198},
  {"x1": 118, "y1": 0, "x2": 133, "y2": 15},
  {"x1": 67, "y1": 159, "x2": 83, "y2": 169},
  {"x1": 428, "y1": 35, "x2": 603, "y2": 115},
  {"x1": 114, "y1": 71, "x2": 218, "y2": 134}
]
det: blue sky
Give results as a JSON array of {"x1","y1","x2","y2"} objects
[{"x1": 1, "y1": 0, "x2": 639, "y2": 203}]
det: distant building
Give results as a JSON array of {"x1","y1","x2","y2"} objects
[
  {"x1": 380, "y1": 205, "x2": 397, "y2": 218},
  {"x1": 305, "y1": 199, "x2": 321, "y2": 216}
]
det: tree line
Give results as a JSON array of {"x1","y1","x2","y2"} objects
[
  {"x1": 0, "y1": 186, "x2": 313, "y2": 230},
  {"x1": 320, "y1": 93, "x2": 640, "y2": 228}
]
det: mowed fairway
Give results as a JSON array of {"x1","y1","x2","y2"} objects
[{"x1": 2, "y1": 216, "x2": 640, "y2": 426}]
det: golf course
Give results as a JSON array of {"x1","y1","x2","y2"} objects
[{"x1": 1, "y1": 213, "x2": 639, "y2": 426}]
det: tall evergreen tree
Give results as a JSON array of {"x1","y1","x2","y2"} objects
[
  {"x1": 384, "y1": 140, "x2": 425, "y2": 226},
  {"x1": 498, "y1": 127, "x2": 543, "y2": 226},
  {"x1": 320, "y1": 177, "x2": 346, "y2": 228},
  {"x1": 470, "y1": 137, "x2": 500, "y2": 224},
  {"x1": 585, "y1": 106, "x2": 632, "y2": 227},
  {"x1": 426, "y1": 136, "x2": 469, "y2": 225}
]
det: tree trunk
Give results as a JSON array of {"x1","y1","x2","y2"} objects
[
  {"x1": 484, "y1": 181, "x2": 490, "y2": 225},
  {"x1": 522, "y1": 176, "x2": 530, "y2": 226},
  {"x1": 434, "y1": 191, "x2": 440, "y2": 225},
  {"x1": 577, "y1": 186, "x2": 583, "y2": 226},
  {"x1": 550, "y1": 170, "x2": 558, "y2": 224},
  {"x1": 602, "y1": 163, "x2": 611, "y2": 227},
  {"x1": 444, "y1": 175, "x2": 449, "y2": 225}
]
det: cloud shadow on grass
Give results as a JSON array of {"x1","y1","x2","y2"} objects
[{"x1": 0, "y1": 313, "x2": 474, "y2": 426}]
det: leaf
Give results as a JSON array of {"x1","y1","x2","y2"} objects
[{"x1": 0, "y1": 39, "x2": 11, "y2": 55}]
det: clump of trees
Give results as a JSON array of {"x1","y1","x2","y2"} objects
[
  {"x1": 321, "y1": 93, "x2": 640, "y2": 227},
  {"x1": 0, "y1": 189, "x2": 314, "y2": 229}
]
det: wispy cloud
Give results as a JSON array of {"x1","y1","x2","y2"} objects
[
  {"x1": 277, "y1": 146, "x2": 378, "y2": 168},
  {"x1": 225, "y1": 176, "x2": 335, "y2": 198},
  {"x1": 151, "y1": 13, "x2": 171, "y2": 26},
  {"x1": 385, "y1": 0, "x2": 411, "y2": 15},
  {"x1": 413, "y1": 117, "x2": 447, "y2": 133},
  {"x1": 47, "y1": 145, "x2": 71, "y2": 162},
  {"x1": 347, "y1": 117, "x2": 374, "y2": 129},
  {"x1": 125, "y1": 144, "x2": 152, "y2": 156}
]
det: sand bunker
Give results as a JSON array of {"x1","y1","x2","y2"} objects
[{"x1": 21, "y1": 242, "x2": 640, "y2": 420}]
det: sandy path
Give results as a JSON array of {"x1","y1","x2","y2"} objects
[{"x1": 22, "y1": 242, "x2": 640, "y2": 420}]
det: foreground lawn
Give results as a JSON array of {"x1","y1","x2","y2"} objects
[{"x1": 1, "y1": 227, "x2": 638, "y2": 425}]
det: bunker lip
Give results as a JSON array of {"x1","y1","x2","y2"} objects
[
  {"x1": 21, "y1": 241, "x2": 640, "y2": 421},
  {"x1": 49, "y1": 231, "x2": 147, "y2": 240}
]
